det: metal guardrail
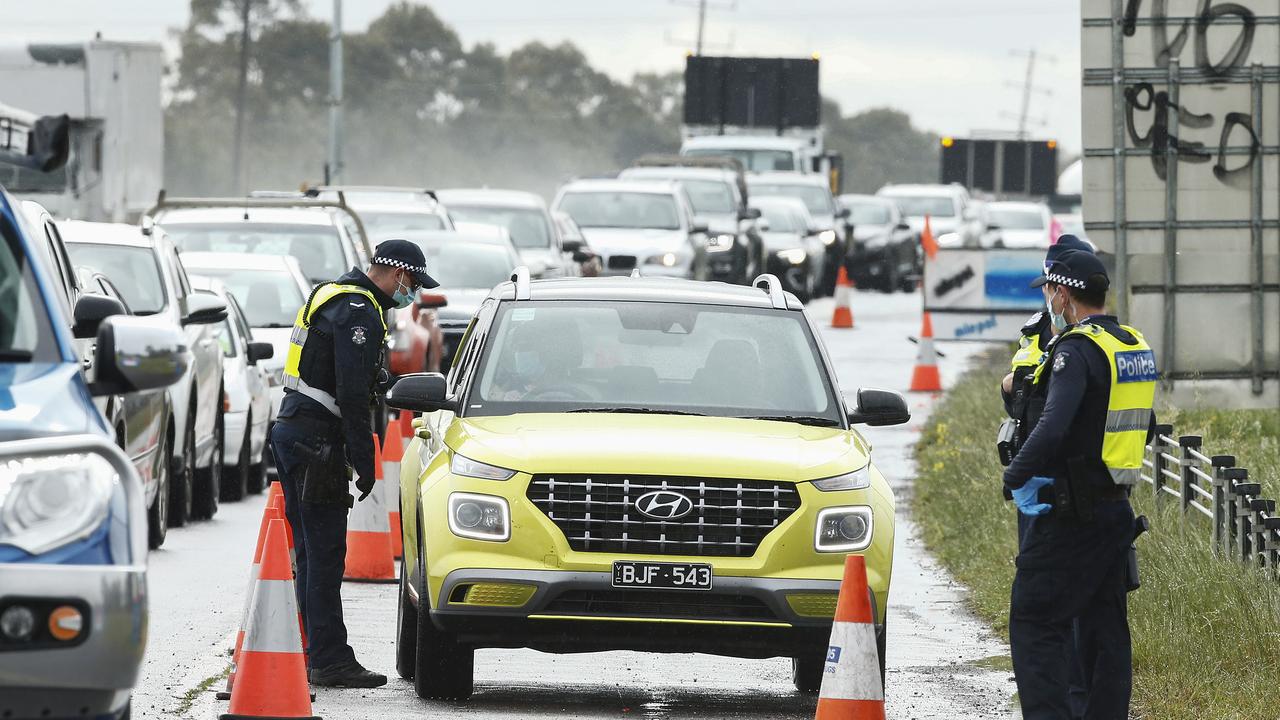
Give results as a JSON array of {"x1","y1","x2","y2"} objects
[{"x1": 1141, "y1": 424, "x2": 1280, "y2": 568}]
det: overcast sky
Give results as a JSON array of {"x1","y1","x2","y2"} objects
[{"x1": 4, "y1": 0, "x2": 1083, "y2": 152}]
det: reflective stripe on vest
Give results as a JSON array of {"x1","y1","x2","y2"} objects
[
  {"x1": 1035, "y1": 323, "x2": 1157, "y2": 486},
  {"x1": 281, "y1": 282, "x2": 387, "y2": 417}
]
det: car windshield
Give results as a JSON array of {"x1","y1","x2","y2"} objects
[
  {"x1": 684, "y1": 147, "x2": 796, "y2": 172},
  {"x1": 558, "y1": 192, "x2": 681, "y2": 231},
  {"x1": 359, "y1": 210, "x2": 447, "y2": 240},
  {"x1": 162, "y1": 223, "x2": 347, "y2": 284},
  {"x1": 750, "y1": 184, "x2": 833, "y2": 217},
  {"x1": 988, "y1": 207, "x2": 1046, "y2": 230},
  {"x1": 65, "y1": 243, "x2": 167, "y2": 315},
  {"x1": 423, "y1": 244, "x2": 515, "y2": 289},
  {"x1": 678, "y1": 180, "x2": 736, "y2": 215},
  {"x1": 186, "y1": 268, "x2": 305, "y2": 328},
  {"x1": 0, "y1": 213, "x2": 59, "y2": 361},
  {"x1": 844, "y1": 201, "x2": 892, "y2": 225},
  {"x1": 756, "y1": 205, "x2": 801, "y2": 233},
  {"x1": 469, "y1": 301, "x2": 840, "y2": 423},
  {"x1": 445, "y1": 206, "x2": 552, "y2": 249},
  {"x1": 885, "y1": 195, "x2": 956, "y2": 218}
]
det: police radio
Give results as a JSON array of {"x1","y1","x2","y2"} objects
[{"x1": 997, "y1": 418, "x2": 1019, "y2": 466}]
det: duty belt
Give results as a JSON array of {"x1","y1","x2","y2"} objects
[{"x1": 282, "y1": 374, "x2": 342, "y2": 418}]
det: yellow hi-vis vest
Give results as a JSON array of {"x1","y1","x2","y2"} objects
[
  {"x1": 1010, "y1": 331, "x2": 1046, "y2": 372},
  {"x1": 281, "y1": 282, "x2": 387, "y2": 417},
  {"x1": 1034, "y1": 322, "x2": 1157, "y2": 486}
]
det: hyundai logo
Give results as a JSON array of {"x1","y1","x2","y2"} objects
[{"x1": 634, "y1": 490, "x2": 694, "y2": 520}]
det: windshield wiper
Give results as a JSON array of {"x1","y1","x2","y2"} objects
[
  {"x1": 566, "y1": 407, "x2": 707, "y2": 416},
  {"x1": 0, "y1": 349, "x2": 34, "y2": 361},
  {"x1": 738, "y1": 414, "x2": 842, "y2": 427}
]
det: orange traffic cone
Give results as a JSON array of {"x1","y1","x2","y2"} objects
[
  {"x1": 399, "y1": 411, "x2": 414, "y2": 453},
  {"x1": 815, "y1": 555, "x2": 885, "y2": 720},
  {"x1": 221, "y1": 518, "x2": 319, "y2": 720},
  {"x1": 383, "y1": 419, "x2": 404, "y2": 559},
  {"x1": 218, "y1": 498, "x2": 283, "y2": 700},
  {"x1": 343, "y1": 433, "x2": 396, "y2": 583},
  {"x1": 909, "y1": 312, "x2": 941, "y2": 392},
  {"x1": 831, "y1": 266, "x2": 854, "y2": 329}
]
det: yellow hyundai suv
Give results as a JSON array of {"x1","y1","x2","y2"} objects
[{"x1": 387, "y1": 272, "x2": 908, "y2": 700}]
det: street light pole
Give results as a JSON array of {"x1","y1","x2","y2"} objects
[
  {"x1": 695, "y1": 0, "x2": 706, "y2": 55},
  {"x1": 231, "y1": 0, "x2": 251, "y2": 194},
  {"x1": 327, "y1": 0, "x2": 344, "y2": 184}
]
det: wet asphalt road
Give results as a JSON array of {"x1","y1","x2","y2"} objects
[{"x1": 140, "y1": 290, "x2": 1018, "y2": 719}]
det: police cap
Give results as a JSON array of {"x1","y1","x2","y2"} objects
[
  {"x1": 372, "y1": 238, "x2": 439, "y2": 289},
  {"x1": 1044, "y1": 234, "x2": 1093, "y2": 272},
  {"x1": 1030, "y1": 249, "x2": 1109, "y2": 291}
]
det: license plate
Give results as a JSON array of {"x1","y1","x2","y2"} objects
[{"x1": 612, "y1": 561, "x2": 713, "y2": 590}]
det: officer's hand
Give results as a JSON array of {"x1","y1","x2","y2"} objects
[
  {"x1": 355, "y1": 474, "x2": 376, "y2": 501},
  {"x1": 1012, "y1": 476, "x2": 1054, "y2": 516}
]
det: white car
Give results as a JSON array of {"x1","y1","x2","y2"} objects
[
  {"x1": 877, "y1": 183, "x2": 981, "y2": 248},
  {"x1": 437, "y1": 187, "x2": 584, "y2": 279},
  {"x1": 178, "y1": 252, "x2": 310, "y2": 423},
  {"x1": 681, "y1": 134, "x2": 812, "y2": 173},
  {"x1": 980, "y1": 201, "x2": 1055, "y2": 249},
  {"x1": 190, "y1": 276, "x2": 274, "y2": 500},
  {"x1": 551, "y1": 178, "x2": 708, "y2": 278},
  {"x1": 306, "y1": 185, "x2": 455, "y2": 245}
]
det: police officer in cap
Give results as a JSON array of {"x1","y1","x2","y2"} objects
[
  {"x1": 268, "y1": 238, "x2": 437, "y2": 688},
  {"x1": 1003, "y1": 249, "x2": 1156, "y2": 719}
]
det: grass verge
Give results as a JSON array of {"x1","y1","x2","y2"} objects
[{"x1": 913, "y1": 351, "x2": 1280, "y2": 720}]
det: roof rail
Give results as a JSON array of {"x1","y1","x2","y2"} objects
[
  {"x1": 630, "y1": 268, "x2": 642, "y2": 278},
  {"x1": 752, "y1": 273, "x2": 787, "y2": 309},
  {"x1": 510, "y1": 266, "x2": 531, "y2": 300}
]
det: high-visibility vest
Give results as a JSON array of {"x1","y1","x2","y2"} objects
[
  {"x1": 1034, "y1": 322, "x2": 1157, "y2": 486},
  {"x1": 281, "y1": 282, "x2": 387, "y2": 417},
  {"x1": 1010, "y1": 331, "x2": 1045, "y2": 372}
]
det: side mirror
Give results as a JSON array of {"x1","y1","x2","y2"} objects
[
  {"x1": 247, "y1": 341, "x2": 274, "y2": 365},
  {"x1": 386, "y1": 372, "x2": 456, "y2": 413},
  {"x1": 72, "y1": 294, "x2": 126, "y2": 339},
  {"x1": 738, "y1": 207, "x2": 762, "y2": 221},
  {"x1": 985, "y1": 223, "x2": 1002, "y2": 231},
  {"x1": 561, "y1": 238, "x2": 586, "y2": 254},
  {"x1": 418, "y1": 291, "x2": 448, "y2": 309},
  {"x1": 89, "y1": 316, "x2": 190, "y2": 396},
  {"x1": 182, "y1": 293, "x2": 227, "y2": 326},
  {"x1": 806, "y1": 225, "x2": 822, "y2": 236},
  {"x1": 836, "y1": 207, "x2": 852, "y2": 220},
  {"x1": 895, "y1": 222, "x2": 911, "y2": 231},
  {"x1": 846, "y1": 388, "x2": 910, "y2": 426},
  {"x1": 756, "y1": 218, "x2": 771, "y2": 232},
  {"x1": 571, "y1": 249, "x2": 595, "y2": 263},
  {"x1": 690, "y1": 219, "x2": 710, "y2": 235}
]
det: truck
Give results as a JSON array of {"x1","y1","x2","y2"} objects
[
  {"x1": 0, "y1": 40, "x2": 164, "y2": 222},
  {"x1": 679, "y1": 55, "x2": 843, "y2": 193}
]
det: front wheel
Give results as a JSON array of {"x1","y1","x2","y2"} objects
[
  {"x1": 168, "y1": 415, "x2": 196, "y2": 528},
  {"x1": 192, "y1": 408, "x2": 224, "y2": 520},
  {"x1": 413, "y1": 543, "x2": 474, "y2": 699},
  {"x1": 147, "y1": 424, "x2": 172, "y2": 549},
  {"x1": 396, "y1": 559, "x2": 418, "y2": 680},
  {"x1": 221, "y1": 413, "x2": 251, "y2": 502}
]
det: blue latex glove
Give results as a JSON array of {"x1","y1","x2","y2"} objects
[{"x1": 1012, "y1": 476, "x2": 1054, "y2": 516}]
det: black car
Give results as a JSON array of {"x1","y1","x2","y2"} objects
[{"x1": 838, "y1": 194, "x2": 920, "y2": 293}]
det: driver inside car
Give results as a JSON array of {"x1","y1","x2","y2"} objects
[{"x1": 492, "y1": 314, "x2": 587, "y2": 401}]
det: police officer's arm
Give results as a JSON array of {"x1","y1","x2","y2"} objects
[
  {"x1": 1000, "y1": 376, "x2": 1016, "y2": 417},
  {"x1": 331, "y1": 301, "x2": 384, "y2": 486},
  {"x1": 1001, "y1": 341, "x2": 1090, "y2": 490}
]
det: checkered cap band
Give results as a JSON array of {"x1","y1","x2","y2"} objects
[
  {"x1": 1044, "y1": 271, "x2": 1086, "y2": 289},
  {"x1": 372, "y1": 256, "x2": 426, "y2": 274}
]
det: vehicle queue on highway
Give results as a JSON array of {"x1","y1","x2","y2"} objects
[{"x1": 1, "y1": 110, "x2": 1074, "y2": 718}]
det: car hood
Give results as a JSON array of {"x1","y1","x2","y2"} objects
[
  {"x1": 0, "y1": 362, "x2": 101, "y2": 441},
  {"x1": 580, "y1": 227, "x2": 689, "y2": 255},
  {"x1": 436, "y1": 288, "x2": 490, "y2": 323},
  {"x1": 852, "y1": 224, "x2": 892, "y2": 242},
  {"x1": 702, "y1": 214, "x2": 739, "y2": 235},
  {"x1": 446, "y1": 413, "x2": 869, "y2": 482}
]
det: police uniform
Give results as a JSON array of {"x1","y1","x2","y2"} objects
[
  {"x1": 267, "y1": 239, "x2": 436, "y2": 687},
  {"x1": 1002, "y1": 251, "x2": 1156, "y2": 720}
]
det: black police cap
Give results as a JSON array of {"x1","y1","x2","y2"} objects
[
  {"x1": 1030, "y1": 249, "x2": 1109, "y2": 292},
  {"x1": 372, "y1": 238, "x2": 439, "y2": 289}
]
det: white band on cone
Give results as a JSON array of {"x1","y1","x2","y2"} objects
[
  {"x1": 383, "y1": 461, "x2": 400, "y2": 506},
  {"x1": 349, "y1": 478, "x2": 390, "y2": 532},
  {"x1": 818, "y1": 620, "x2": 884, "y2": 701},
  {"x1": 242, "y1": 578, "x2": 304, "y2": 654}
]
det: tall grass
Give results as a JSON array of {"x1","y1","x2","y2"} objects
[{"x1": 913, "y1": 353, "x2": 1280, "y2": 719}]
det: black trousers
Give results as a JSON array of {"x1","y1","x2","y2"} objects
[
  {"x1": 1010, "y1": 500, "x2": 1134, "y2": 720},
  {"x1": 1017, "y1": 513, "x2": 1089, "y2": 720},
  {"x1": 269, "y1": 418, "x2": 356, "y2": 672}
]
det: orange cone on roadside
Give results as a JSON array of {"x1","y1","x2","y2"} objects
[
  {"x1": 831, "y1": 266, "x2": 855, "y2": 329},
  {"x1": 399, "y1": 411, "x2": 414, "y2": 453},
  {"x1": 815, "y1": 555, "x2": 885, "y2": 720},
  {"x1": 218, "y1": 498, "x2": 284, "y2": 700},
  {"x1": 221, "y1": 518, "x2": 320, "y2": 720},
  {"x1": 383, "y1": 419, "x2": 405, "y2": 559},
  {"x1": 343, "y1": 433, "x2": 396, "y2": 583},
  {"x1": 909, "y1": 312, "x2": 942, "y2": 392}
]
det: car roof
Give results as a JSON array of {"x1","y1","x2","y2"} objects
[
  {"x1": 493, "y1": 276, "x2": 803, "y2": 310},
  {"x1": 155, "y1": 206, "x2": 339, "y2": 226},
  {"x1": 57, "y1": 219, "x2": 157, "y2": 248},
  {"x1": 986, "y1": 200, "x2": 1050, "y2": 212},
  {"x1": 619, "y1": 166, "x2": 735, "y2": 182},
  {"x1": 682, "y1": 135, "x2": 804, "y2": 150},
  {"x1": 402, "y1": 228, "x2": 512, "y2": 247},
  {"x1": 747, "y1": 172, "x2": 829, "y2": 187},
  {"x1": 558, "y1": 178, "x2": 683, "y2": 195},
  {"x1": 837, "y1": 193, "x2": 890, "y2": 205},
  {"x1": 751, "y1": 195, "x2": 809, "y2": 211},
  {"x1": 178, "y1": 251, "x2": 301, "y2": 272},
  {"x1": 436, "y1": 188, "x2": 546, "y2": 208},
  {"x1": 876, "y1": 184, "x2": 964, "y2": 197}
]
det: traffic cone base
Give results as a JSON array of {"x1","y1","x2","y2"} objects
[
  {"x1": 815, "y1": 555, "x2": 884, "y2": 720},
  {"x1": 831, "y1": 266, "x2": 854, "y2": 329}
]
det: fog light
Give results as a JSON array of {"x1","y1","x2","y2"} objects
[
  {"x1": 0, "y1": 606, "x2": 36, "y2": 642},
  {"x1": 815, "y1": 506, "x2": 873, "y2": 552},
  {"x1": 786, "y1": 593, "x2": 839, "y2": 618},
  {"x1": 461, "y1": 583, "x2": 536, "y2": 607},
  {"x1": 48, "y1": 606, "x2": 83, "y2": 641},
  {"x1": 838, "y1": 513, "x2": 868, "y2": 541},
  {"x1": 455, "y1": 502, "x2": 484, "y2": 529}
]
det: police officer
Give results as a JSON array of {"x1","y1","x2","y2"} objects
[
  {"x1": 268, "y1": 239, "x2": 437, "y2": 688},
  {"x1": 1002, "y1": 249, "x2": 1156, "y2": 719}
]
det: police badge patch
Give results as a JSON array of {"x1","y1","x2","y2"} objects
[
  {"x1": 352, "y1": 327, "x2": 367, "y2": 345},
  {"x1": 1053, "y1": 352, "x2": 1068, "y2": 373}
]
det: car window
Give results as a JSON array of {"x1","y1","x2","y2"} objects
[
  {"x1": 451, "y1": 299, "x2": 497, "y2": 396},
  {"x1": 469, "y1": 301, "x2": 839, "y2": 422},
  {"x1": 987, "y1": 207, "x2": 1047, "y2": 230},
  {"x1": 756, "y1": 205, "x2": 801, "y2": 233},
  {"x1": 444, "y1": 206, "x2": 551, "y2": 249},
  {"x1": 361, "y1": 210, "x2": 449, "y2": 243},
  {"x1": 558, "y1": 192, "x2": 681, "y2": 231},
  {"x1": 843, "y1": 201, "x2": 892, "y2": 226},
  {"x1": 684, "y1": 147, "x2": 795, "y2": 172},
  {"x1": 749, "y1": 183, "x2": 834, "y2": 216},
  {"x1": 65, "y1": 243, "x2": 168, "y2": 315},
  {"x1": 162, "y1": 222, "x2": 349, "y2": 285},
  {"x1": 42, "y1": 221, "x2": 76, "y2": 312},
  {"x1": 676, "y1": 180, "x2": 736, "y2": 215},
  {"x1": 186, "y1": 267, "x2": 305, "y2": 329},
  {"x1": 0, "y1": 211, "x2": 59, "y2": 361},
  {"x1": 884, "y1": 195, "x2": 956, "y2": 218},
  {"x1": 425, "y1": 244, "x2": 517, "y2": 289},
  {"x1": 167, "y1": 246, "x2": 192, "y2": 300}
]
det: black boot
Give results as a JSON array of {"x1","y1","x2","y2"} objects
[{"x1": 310, "y1": 660, "x2": 388, "y2": 688}]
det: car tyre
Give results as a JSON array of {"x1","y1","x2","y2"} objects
[
  {"x1": 882, "y1": 260, "x2": 900, "y2": 294},
  {"x1": 413, "y1": 542, "x2": 474, "y2": 700},
  {"x1": 396, "y1": 558, "x2": 418, "y2": 680},
  {"x1": 168, "y1": 413, "x2": 196, "y2": 528},
  {"x1": 147, "y1": 423, "x2": 172, "y2": 549},
  {"x1": 221, "y1": 412, "x2": 251, "y2": 502},
  {"x1": 192, "y1": 407, "x2": 224, "y2": 520}
]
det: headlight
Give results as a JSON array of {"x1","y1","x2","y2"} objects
[
  {"x1": 818, "y1": 229, "x2": 837, "y2": 246},
  {"x1": 776, "y1": 247, "x2": 808, "y2": 265},
  {"x1": 0, "y1": 453, "x2": 117, "y2": 555},
  {"x1": 810, "y1": 464, "x2": 871, "y2": 491},
  {"x1": 448, "y1": 492, "x2": 510, "y2": 541},
  {"x1": 706, "y1": 234, "x2": 736, "y2": 253},
  {"x1": 814, "y1": 506, "x2": 873, "y2": 552},
  {"x1": 450, "y1": 453, "x2": 516, "y2": 480},
  {"x1": 646, "y1": 252, "x2": 685, "y2": 267}
]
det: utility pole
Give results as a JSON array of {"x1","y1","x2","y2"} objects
[
  {"x1": 1003, "y1": 49, "x2": 1054, "y2": 139},
  {"x1": 231, "y1": 0, "x2": 251, "y2": 194},
  {"x1": 1017, "y1": 49, "x2": 1037, "y2": 139},
  {"x1": 695, "y1": 0, "x2": 706, "y2": 56},
  {"x1": 327, "y1": 0, "x2": 344, "y2": 184}
]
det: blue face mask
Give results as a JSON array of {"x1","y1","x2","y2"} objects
[
  {"x1": 513, "y1": 350, "x2": 544, "y2": 378},
  {"x1": 393, "y1": 274, "x2": 415, "y2": 309},
  {"x1": 1047, "y1": 289, "x2": 1070, "y2": 331}
]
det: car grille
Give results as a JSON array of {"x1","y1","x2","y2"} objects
[
  {"x1": 544, "y1": 589, "x2": 777, "y2": 621},
  {"x1": 525, "y1": 474, "x2": 801, "y2": 557},
  {"x1": 606, "y1": 255, "x2": 637, "y2": 270}
]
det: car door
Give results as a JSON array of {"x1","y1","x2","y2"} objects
[
  {"x1": 164, "y1": 238, "x2": 221, "y2": 450},
  {"x1": 230, "y1": 295, "x2": 271, "y2": 450}
]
